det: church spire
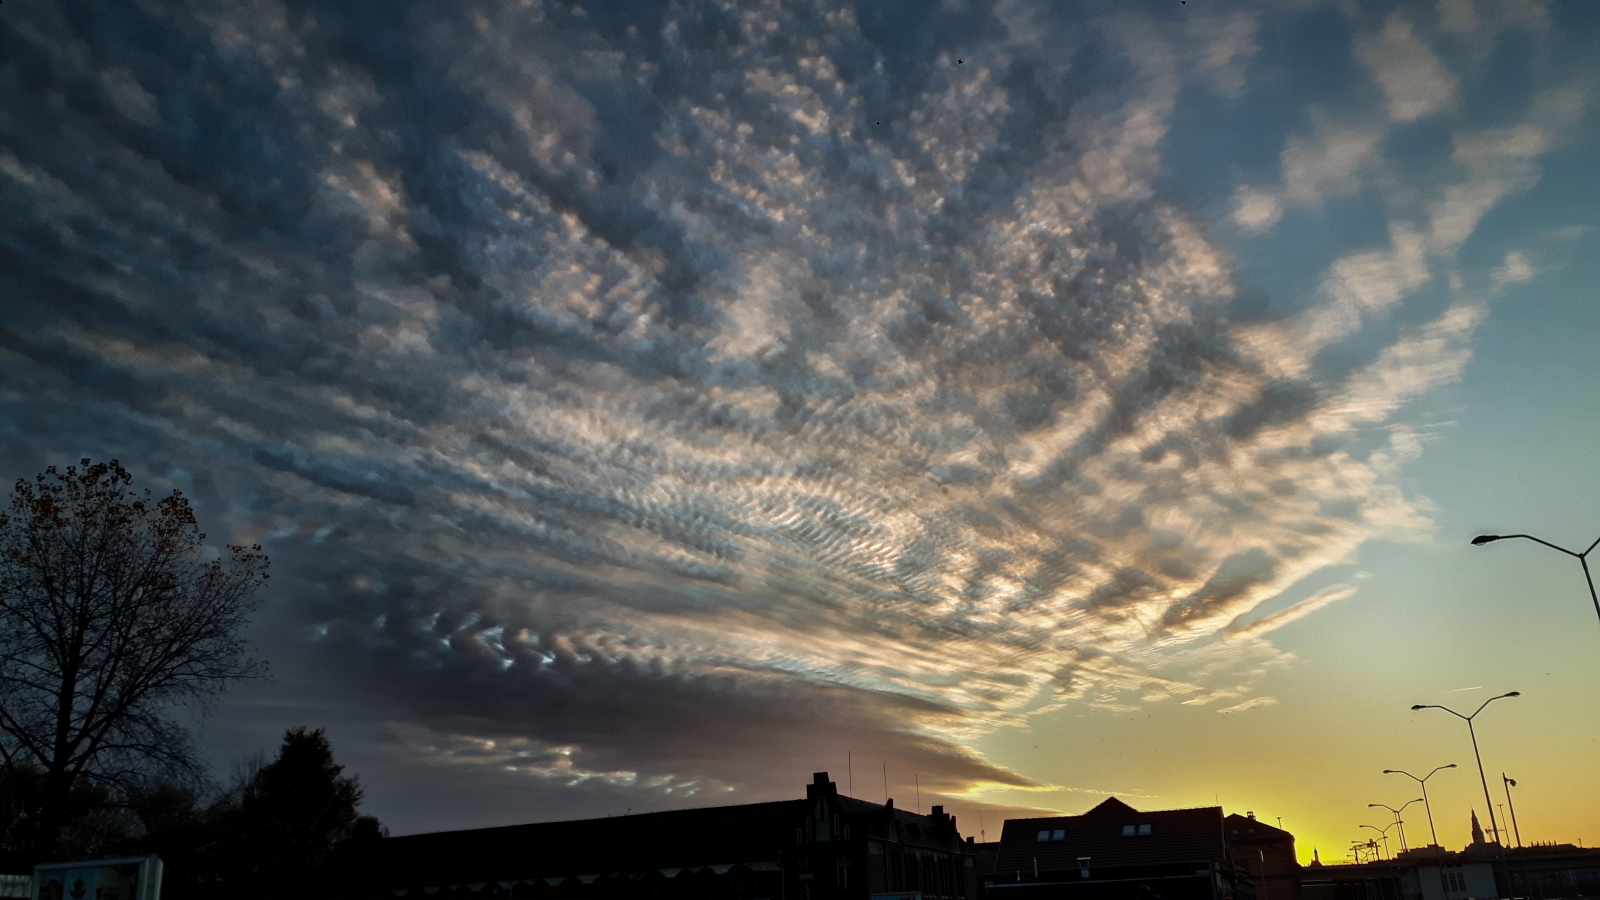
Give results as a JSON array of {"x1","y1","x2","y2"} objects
[{"x1": 1471, "y1": 810, "x2": 1486, "y2": 846}]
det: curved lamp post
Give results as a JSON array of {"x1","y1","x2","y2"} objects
[
  {"x1": 1361, "y1": 822, "x2": 1399, "y2": 860},
  {"x1": 1412, "y1": 693, "x2": 1520, "y2": 849},
  {"x1": 1471, "y1": 533, "x2": 1600, "y2": 627},
  {"x1": 1369, "y1": 799, "x2": 1424, "y2": 853},
  {"x1": 1382, "y1": 765, "x2": 1456, "y2": 848},
  {"x1": 1503, "y1": 774, "x2": 1524, "y2": 849}
]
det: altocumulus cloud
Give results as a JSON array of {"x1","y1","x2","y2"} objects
[{"x1": 0, "y1": 1, "x2": 1572, "y2": 830}]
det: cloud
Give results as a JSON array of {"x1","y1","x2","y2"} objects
[
  {"x1": 1227, "y1": 585, "x2": 1359, "y2": 642},
  {"x1": 1215, "y1": 697, "x2": 1278, "y2": 715},
  {"x1": 0, "y1": 0, "x2": 1580, "y2": 831},
  {"x1": 1231, "y1": 186, "x2": 1282, "y2": 233},
  {"x1": 1357, "y1": 13, "x2": 1458, "y2": 122},
  {"x1": 1186, "y1": 10, "x2": 1259, "y2": 99},
  {"x1": 1490, "y1": 251, "x2": 1535, "y2": 289}
]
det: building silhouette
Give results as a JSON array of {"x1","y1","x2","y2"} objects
[
  {"x1": 985, "y1": 798, "x2": 1277, "y2": 900},
  {"x1": 326, "y1": 772, "x2": 978, "y2": 899},
  {"x1": 1224, "y1": 814, "x2": 1301, "y2": 900}
]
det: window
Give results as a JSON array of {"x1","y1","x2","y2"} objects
[
  {"x1": 837, "y1": 856, "x2": 850, "y2": 888},
  {"x1": 801, "y1": 881, "x2": 813, "y2": 900},
  {"x1": 1139, "y1": 824, "x2": 1153, "y2": 836},
  {"x1": 1037, "y1": 829, "x2": 1066, "y2": 842},
  {"x1": 1123, "y1": 824, "x2": 1154, "y2": 836},
  {"x1": 1123, "y1": 825, "x2": 1135, "y2": 836}
]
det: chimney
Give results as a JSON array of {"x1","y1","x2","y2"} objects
[
  {"x1": 886, "y1": 797, "x2": 894, "y2": 809},
  {"x1": 807, "y1": 772, "x2": 838, "y2": 799},
  {"x1": 932, "y1": 805, "x2": 944, "y2": 819}
]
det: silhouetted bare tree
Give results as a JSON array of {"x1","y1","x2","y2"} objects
[{"x1": 0, "y1": 459, "x2": 268, "y2": 860}]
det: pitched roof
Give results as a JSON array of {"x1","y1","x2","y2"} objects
[
  {"x1": 1084, "y1": 797, "x2": 1139, "y2": 818},
  {"x1": 994, "y1": 800, "x2": 1227, "y2": 875}
]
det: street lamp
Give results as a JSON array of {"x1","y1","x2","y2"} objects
[
  {"x1": 1350, "y1": 840, "x2": 1377, "y2": 865},
  {"x1": 1382, "y1": 765, "x2": 1457, "y2": 848},
  {"x1": 1503, "y1": 774, "x2": 1524, "y2": 849},
  {"x1": 1369, "y1": 799, "x2": 1424, "y2": 853},
  {"x1": 1412, "y1": 692, "x2": 1521, "y2": 849},
  {"x1": 1471, "y1": 533, "x2": 1600, "y2": 627},
  {"x1": 1361, "y1": 822, "x2": 1399, "y2": 860}
]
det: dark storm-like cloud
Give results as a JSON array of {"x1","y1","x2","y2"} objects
[{"x1": 0, "y1": 0, "x2": 1569, "y2": 826}]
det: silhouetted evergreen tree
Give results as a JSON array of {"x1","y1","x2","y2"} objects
[{"x1": 218, "y1": 727, "x2": 369, "y2": 898}]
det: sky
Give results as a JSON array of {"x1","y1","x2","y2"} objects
[{"x1": 2, "y1": 0, "x2": 1598, "y2": 866}]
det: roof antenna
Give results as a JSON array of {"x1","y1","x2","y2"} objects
[
  {"x1": 848, "y1": 750, "x2": 854, "y2": 798},
  {"x1": 883, "y1": 763, "x2": 889, "y2": 803},
  {"x1": 917, "y1": 774, "x2": 922, "y2": 814},
  {"x1": 980, "y1": 810, "x2": 987, "y2": 842}
]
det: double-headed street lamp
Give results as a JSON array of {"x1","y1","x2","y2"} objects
[
  {"x1": 1412, "y1": 692, "x2": 1520, "y2": 849},
  {"x1": 1361, "y1": 822, "x2": 1400, "y2": 860},
  {"x1": 1369, "y1": 798, "x2": 1424, "y2": 853},
  {"x1": 1382, "y1": 764, "x2": 1456, "y2": 848},
  {"x1": 1472, "y1": 532, "x2": 1600, "y2": 627}
]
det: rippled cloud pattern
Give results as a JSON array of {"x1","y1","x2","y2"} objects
[{"x1": 0, "y1": 0, "x2": 1575, "y2": 826}]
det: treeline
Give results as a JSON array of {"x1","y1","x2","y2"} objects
[
  {"x1": 0, "y1": 726, "x2": 383, "y2": 898},
  {"x1": 0, "y1": 460, "x2": 387, "y2": 895}
]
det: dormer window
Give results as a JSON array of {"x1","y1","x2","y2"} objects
[
  {"x1": 1036, "y1": 828, "x2": 1066, "y2": 842},
  {"x1": 1122, "y1": 824, "x2": 1153, "y2": 836}
]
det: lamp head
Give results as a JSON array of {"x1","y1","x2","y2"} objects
[
  {"x1": 1471, "y1": 534, "x2": 1502, "y2": 546},
  {"x1": 1507, "y1": 778, "x2": 1517, "y2": 787},
  {"x1": 1505, "y1": 691, "x2": 1521, "y2": 697},
  {"x1": 1410, "y1": 704, "x2": 1426, "y2": 710},
  {"x1": 1382, "y1": 769, "x2": 1398, "y2": 774},
  {"x1": 1445, "y1": 764, "x2": 1457, "y2": 769}
]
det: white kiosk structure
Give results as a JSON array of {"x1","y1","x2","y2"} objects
[{"x1": 32, "y1": 855, "x2": 162, "y2": 900}]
